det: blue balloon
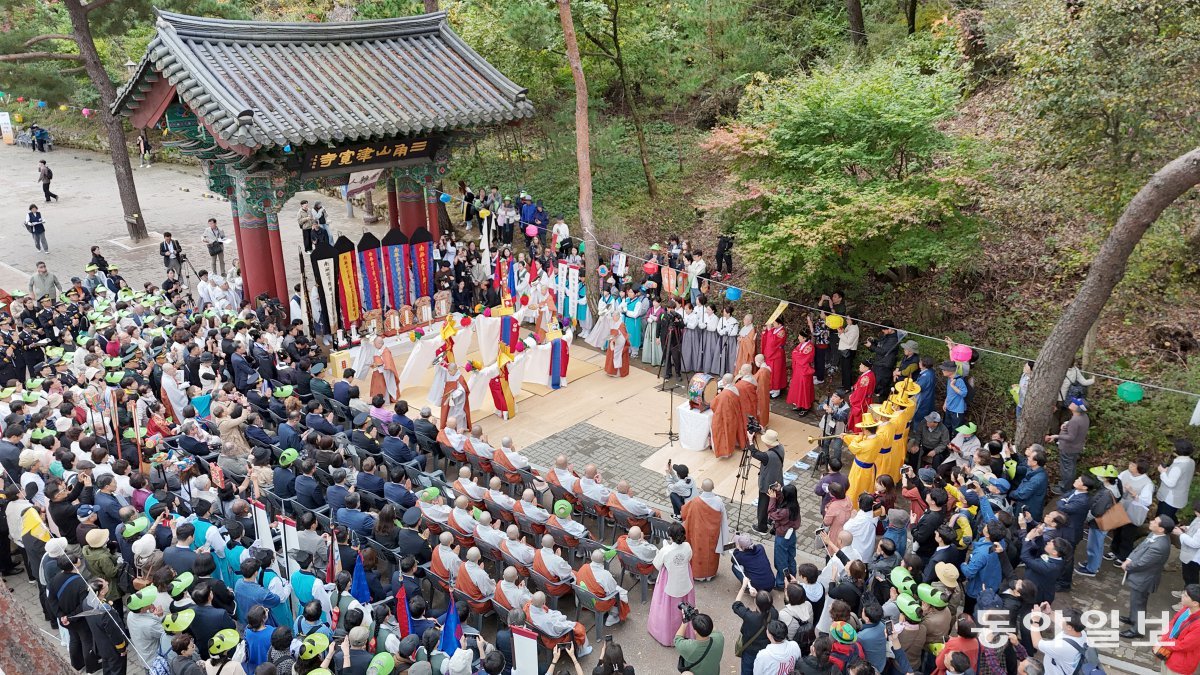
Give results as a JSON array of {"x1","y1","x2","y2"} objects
[
  {"x1": 725, "y1": 287, "x2": 743, "y2": 301},
  {"x1": 439, "y1": 192, "x2": 452, "y2": 203},
  {"x1": 283, "y1": 144, "x2": 292, "y2": 153},
  {"x1": 37, "y1": 100, "x2": 47, "y2": 108}
]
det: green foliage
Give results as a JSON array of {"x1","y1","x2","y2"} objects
[{"x1": 713, "y1": 31, "x2": 977, "y2": 294}]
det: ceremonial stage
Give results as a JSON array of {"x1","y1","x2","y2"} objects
[{"x1": 351, "y1": 331, "x2": 821, "y2": 529}]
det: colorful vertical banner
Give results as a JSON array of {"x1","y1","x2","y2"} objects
[
  {"x1": 310, "y1": 240, "x2": 340, "y2": 332},
  {"x1": 334, "y1": 236, "x2": 362, "y2": 329},
  {"x1": 567, "y1": 264, "x2": 580, "y2": 321},
  {"x1": 357, "y1": 233, "x2": 385, "y2": 311},
  {"x1": 382, "y1": 229, "x2": 410, "y2": 310},
  {"x1": 409, "y1": 227, "x2": 435, "y2": 299},
  {"x1": 556, "y1": 261, "x2": 569, "y2": 317}
]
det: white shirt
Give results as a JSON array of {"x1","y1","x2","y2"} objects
[
  {"x1": 1038, "y1": 632, "x2": 1088, "y2": 675},
  {"x1": 1117, "y1": 471, "x2": 1154, "y2": 526},
  {"x1": 838, "y1": 324, "x2": 860, "y2": 351},
  {"x1": 653, "y1": 541, "x2": 693, "y2": 597},
  {"x1": 1157, "y1": 456, "x2": 1196, "y2": 509},
  {"x1": 844, "y1": 510, "x2": 878, "y2": 561},
  {"x1": 687, "y1": 259, "x2": 706, "y2": 288},
  {"x1": 552, "y1": 221, "x2": 570, "y2": 241},
  {"x1": 753, "y1": 641, "x2": 802, "y2": 675}
]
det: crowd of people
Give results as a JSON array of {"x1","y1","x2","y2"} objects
[{"x1": 3, "y1": 178, "x2": 1198, "y2": 675}]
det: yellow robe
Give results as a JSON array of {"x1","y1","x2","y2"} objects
[
  {"x1": 874, "y1": 417, "x2": 900, "y2": 485},
  {"x1": 878, "y1": 398, "x2": 915, "y2": 480},
  {"x1": 843, "y1": 431, "x2": 882, "y2": 500}
]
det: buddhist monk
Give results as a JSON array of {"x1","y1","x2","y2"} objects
[
  {"x1": 439, "y1": 362, "x2": 471, "y2": 431},
  {"x1": 575, "y1": 549, "x2": 630, "y2": 626},
  {"x1": 710, "y1": 374, "x2": 745, "y2": 459},
  {"x1": 604, "y1": 322, "x2": 631, "y2": 378},
  {"x1": 733, "y1": 314, "x2": 757, "y2": 375},
  {"x1": 367, "y1": 335, "x2": 401, "y2": 402},
  {"x1": 752, "y1": 354, "x2": 772, "y2": 426},
  {"x1": 681, "y1": 479, "x2": 731, "y2": 581},
  {"x1": 734, "y1": 365, "x2": 759, "y2": 421}
]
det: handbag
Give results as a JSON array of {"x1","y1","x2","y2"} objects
[
  {"x1": 207, "y1": 238, "x2": 225, "y2": 256},
  {"x1": 734, "y1": 621, "x2": 768, "y2": 657},
  {"x1": 1096, "y1": 494, "x2": 1132, "y2": 532}
]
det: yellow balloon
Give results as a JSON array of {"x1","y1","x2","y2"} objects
[
  {"x1": 825, "y1": 314, "x2": 845, "y2": 329},
  {"x1": 478, "y1": 208, "x2": 491, "y2": 219},
  {"x1": 59, "y1": 104, "x2": 68, "y2": 111},
  {"x1": 13, "y1": 114, "x2": 23, "y2": 123}
]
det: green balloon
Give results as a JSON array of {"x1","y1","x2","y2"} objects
[{"x1": 1116, "y1": 381, "x2": 1144, "y2": 403}]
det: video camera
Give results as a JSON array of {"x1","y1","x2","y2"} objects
[
  {"x1": 678, "y1": 602, "x2": 699, "y2": 622},
  {"x1": 746, "y1": 416, "x2": 763, "y2": 436}
]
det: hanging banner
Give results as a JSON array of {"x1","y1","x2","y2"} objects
[
  {"x1": 662, "y1": 266, "x2": 678, "y2": 298},
  {"x1": 357, "y1": 233, "x2": 385, "y2": 311},
  {"x1": 568, "y1": 264, "x2": 580, "y2": 322},
  {"x1": 334, "y1": 236, "x2": 362, "y2": 329},
  {"x1": 346, "y1": 169, "x2": 384, "y2": 198},
  {"x1": 0, "y1": 112, "x2": 13, "y2": 145},
  {"x1": 556, "y1": 261, "x2": 569, "y2": 317},
  {"x1": 310, "y1": 240, "x2": 340, "y2": 333},
  {"x1": 382, "y1": 228, "x2": 410, "y2": 310},
  {"x1": 409, "y1": 227, "x2": 435, "y2": 299}
]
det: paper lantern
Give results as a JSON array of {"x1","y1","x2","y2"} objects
[
  {"x1": 58, "y1": 104, "x2": 68, "y2": 111},
  {"x1": 950, "y1": 344, "x2": 973, "y2": 362},
  {"x1": 463, "y1": 362, "x2": 474, "y2": 373},
  {"x1": 560, "y1": 315, "x2": 571, "y2": 328},
  {"x1": 81, "y1": 108, "x2": 92, "y2": 118},
  {"x1": 825, "y1": 314, "x2": 845, "y2": 329},
  {"x1": 1117, "y1": 381, "x2": 1144, "y2": 403},
  {"x1": 725, "y1": 287, "x2": 743, "y2": 301},
  {"x1": 283, "y1": 144, "x2": 292, "y2": 153},
  {"x1": 459, "y1": 315, "x2": 472, "y2": 327},
  {"x1": 643, "y1": 262, "x2": 659, "y2": 275},
  {"x1": 514, "y1": 342, "x2": 525, "y2": 353},
  {"x1": 439, "y1": 192, "x2": 452, "y2": 203},
  {"x1": 525, "y1": 224, "x2": 538, "y2": 237},
  {"x1": 597, "y1": 264, "x2": 609, "y2": 277},
  {"x1": 0, "y1": 92, "x2": 6, "y2": 98},
  {"x1": 478, "y1": 208, "x2": 491, "y2": 219},
  {"x1": 37, "y1": 100, "x2": 46, "y2": 108}
]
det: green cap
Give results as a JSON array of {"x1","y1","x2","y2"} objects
[
  {"x1": 279, "y1": 448, "x2": 299, "y2": 467},
  {"x1": 170, "y1": 571, "x2": 194, "y2": 597},
  {"x1": 25, "y1": 378, "x2": 44, "y2": 389},
  {"x1": 122, "y1": 426, "x2": 148, "y2": 440},
  {"x1": 301, "y1": 632, "x2": 330, "y2": 660},
  {"x1": 0, "y1": 387, "x2": 16, "y2": 399},
  {"x1": 127, "y1": 586, "x2": 158, "y2": 611},
  {"x1": 105, "y1": 372, "x2": 123, "y2": 384},
  {"x1": 273, "y1": 385, "x2": 294, "y2": 398},
  {"x1": 163, "y1": 608, "x2": 196, "y2": 634},
  {"x1": 897, "y1": 595, "x2": 923, "y2": 622},
  {"x1": 890, "y1": 566, "x2": 916, "y2": 597},
  {"x1": 30, "y1": 428, "x2": 55, "y2": 441},
  {"x1": 553, "y1": 499, "x2": 573, "y2": 518},
  {"x1": 917, "y1": 582, "x2": 948, "y2": 608},
  {"x1": 123, "y1": 515, "x2": 150, "y2": 538},
  {"x1": 419, "y1": 487, "x2": 440, "y2": 502},
  {"x1": 210, "y1": 628, "x2": 241, "y2": 655},
  {"x1": 366, "y1": 653, "x2": 395, "y2": 675},
  {"x1": 21, "y1": 391, "x2": 39, "y2": 403}
]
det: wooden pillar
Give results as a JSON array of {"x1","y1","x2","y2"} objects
[
  {"x1": 265, "y1": 204, "x2": 288, "y2": 301},
  {"x1": 424, "y1": 175, "x2": 441, "y2": 240},
  {"x1": 235, "y1": 192, "x2": 273, "y2": 301},
  {"x1": 396, "y1": 173, "x2": 425, "y2": 237},
  {"x1": 228, "y1": 189, "x2": 245, "y2": 275},
  {"x1": 386, "y1": 171, "x2": 400, "y2": 230}
]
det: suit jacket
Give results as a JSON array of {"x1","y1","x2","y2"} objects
[
  {"x1": 1125, "y1": 533, "x2": 1170, "y2": 593},
  {"x1": 294, "y1": 474, "x2": 324, "y2": 510},
  {"x1": 277, "y1": 423, "x2": 302, "y2": 451},
  {"x1": 1056, "y1": 490, "x2": 1090, "y2": 544},
  {"x1": 922, "y1": 546, "x2": 964, "y2": 583},
  {"x1": 332, "y1": 381, "x2": 352, "y2": 406},
  {"x1": 412, "y1": 419, "x2": 438, "y2": 454},
  {"x1": 231, "y1": 353, "x2": 256, "y2": 391},
  {"x1": 251, "y1": 343, "x2": 276, "y2": 382},
  {"x1": 1019, "y1": 539, "x2": 1065, "y2": 605}
]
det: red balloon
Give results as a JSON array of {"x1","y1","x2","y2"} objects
[
  {"x1": 460, "y1": 316, "x2": 472, "y2": 327},
  {"x1": 16, "y1": 97, "x2": 25, "y2": 102},
  {"x1": 643, "y1": 262, "x2": 659, "y2": 275},
  {"x1": 520, "y1": 295, "x2": 530, "y2": 306}
]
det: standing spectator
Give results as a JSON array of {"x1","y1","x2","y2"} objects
[
  {"x1": 1058, "y1": 359, "x2": 1094, "y2": 422},
  {"x1": 714, "y1": 233, "x2": 733, "y2": 280},
  {"x1": 25, "y1": 204, "x2": 49, "y2": 252},
  {"x1": 863, "y1": 321, "x2": 899, "y2": 400},
  {"x1": 767, "y1": 484, "x2": 802, "y2": 589},
  {"x1": 687, "y1": 251, "x2": 707, "y2": 305},
  {"x1": 136, "y1": 132, "x2": 152, "y2": 168},
  {"x1": 159, "y1": 232, "x2": 184, "y2": 278},
  {"x1": 297, "y1": 200, "x2": 315, "y2": 252},
  {"x1": 647, "y1": 522, "x2": 694, "y2": 646},
  {"x1": 312, "y1": 201, "x2": 333, "y2": 246},
  {"x1": 1046, "y1": 398, "x2": 1089, "y2": 495},
  {"x1": 1176, "y1": 500, "x2": 1200, "y2": 590},
  {"x1": 1111, "y1": 458, "x2": 1155, "y2": 564},
  {"x1": 674, "y1": 612, "x2": 724, "y2": 675},
  {"x1": 836, "y1": 319, "x2": 861, "y2": 391},
  {"x1": 28, "y1": 261, "x2": 62, "y2": 299},
  {"x1": 1120, "y1": 514, "x2": 1173, "y2": 639},
  {"x1": 822, "y1": 482, "x2": 852, "y2": 543},
  {"x1": 940, "y1": 360, "x2": 968, "y2": 432},
  {"x1": 1009, "y1": 445, "x2": 1049, "y2": 521},
  {"x1": 201, "y1": 218, "x2": 227, "y2": 276},
  {"x1": 814, "y1": 454, "x2": 848, "y2": 516},
  {"x1": 732, "y1": 578, "x2": 778, "y2": 675},
  {"x1": 1156, "y1": 585, "x2": 1200, "y2": 675},
  {"x1": 1157, "y1": 438, "x2": 1196, "y2": 521},
  {"x1": 751, "y1": 430, "x2": 785, "y2": 535},
  {"x1": 753, "y1": 620, "x2": 800, "y2": 675},
  {"x1": 1030, "y1": 606, "x2": 1089, "y2": 675},
  {"x1": 37, "y1": 159, "x2": 58, "y2": 202}
]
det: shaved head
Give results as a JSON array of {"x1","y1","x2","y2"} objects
[
  {"x1": 466, "y1": 547, "x2": 481, "y2": 563},
  {"x1": 628, "y1": 526, "x2": 644, "y2": 541},
  {"x1": 531, "y1": 591, "x2": 547, "y2": 608},
  {"x1": 701, "y1": 479, "x2": 715, "y2": 492},
  {"x1": 454, "y1": 496, "x2": 468, "y2": 510},
  {"x1": 445, "y1": 416, "x2": 457, "y2": 429},
  {"x1": 590, "y1": 549, "x2": 606, "y2": 564},
  {"x1": 439, "y1": 532, "x2": 454, "y2": 546},
  {"x1": 458, "y1": 466, "x2": 472, "y2": 479},
  {"x1": 555, "y1": 455, "x2": 569, "y2": 469},
  {"x1": 541, "y1": 534, "x2": 555, "y2": 549},
  {"x1": 489, "y1": 476, "x2": 503, "y2": 490},
  {"x1": 506, "y1": 525, "x2": 521, "y2": 540},
  {"x1": 503, "y1": 566, "x2": 518, "y2": 583},
  {"x1": 584, "y1": 464, "x2": 598, "y2": 479},
  {"x1": 471, "y1": 424, "x2": 484, "y2": 438}
]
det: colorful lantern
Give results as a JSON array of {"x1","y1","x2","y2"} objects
[
  {"x1": 37, "y1": 100, "x2": 46, "y2": 108},
  {"x1": 478, "y1": 208, "x2": 491, "y2": 219},
  {"x1": 439, "y1": 192, "x2": 452, "y2": 203},
  {"x1": 16, "y1": 97, "x2": 24, "y2": 102},
  {"x1": 58, "y1": 104, "x2": 68, "y2": 111},
  {"x1": 643, "y1": 262, "x2": 659, "y2": 275},
  {"x1": 1116, "y1": 381, "x2": 1144, "y2": 403},
  {"x1": 725, "y1": 287, "x2": 743, "y2": 301},
  {"x1": 81, "y1": 108, "x2": 92, "y2": 118},
  {"x1": 525, "y1": 224, "x2": 538, "y2": 237},
  {"x1": 519, "y1": 295, "x2": 530, "y2": 306},
  {"x1": 950, "y1": 344, "x2": 973, "y2": 362},
  {"x1": 459, "y1": 316, "x2": 472, "y2": 327}
]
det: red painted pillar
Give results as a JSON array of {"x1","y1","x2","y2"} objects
[
  {"x1": 227, "y1": 188, "x2": 245, "y2": 276},
  {"x1": 237, "y1": 211, "x2": 272, "y2": 301},
  {"x1": 396, "y1": 173, "x2": 425, "y2": 237},
  {"x1": 265, "y1": 205, "x2": 288, "y2": 302},
  {"x1": 424, "y1": 176, "x2": 441, "y2": 240},
  {"x1": 386, "y1": 171, "x2": 400, "y2": 230}
]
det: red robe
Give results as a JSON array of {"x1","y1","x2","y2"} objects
[
  {"x1": 847, "y1": 370, "x2": 876, "y2": 431},
  {"x1": 786, "y1": 340, "x2": 815, "y2": 410},
  {"x1": 575, "y1": 563, "x2": 630, "y2": 621},
  {"x1": 681, "y1": 497, "x2": 723, "y2": 578},
  {"x1": 710, "y1": 386, "x2": 744, "y2": 459},
  {"x1": 734, "y1": 378, "x2": 758, "y2": 420},
  {"x1": 761, "y1": 326, "x2": 788, "y2": 391}
]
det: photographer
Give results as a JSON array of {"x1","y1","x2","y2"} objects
[
  {"x1": 750, "y1": 429, "x2": 785, "y2": 535},
  {"x1": 674, "y1": 610, "x2": 724, "y2": 675},
  {"x1": 159, "y1": 232, "x2": 184, "y2": 278}
]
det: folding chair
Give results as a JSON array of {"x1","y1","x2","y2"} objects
[
  {"x1": 527, "y1": 568, "x2": 568, "y2": 610},
  {"x1": 615, "y1": 549, "x2": 651, "y2": 603},
  {"x1": 571, "y1": 583, "x2": 613, "y2": 643}
]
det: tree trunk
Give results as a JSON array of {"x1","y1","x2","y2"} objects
[
  {"x1": 1015, "y1": 146, "x2": 1200, "y2": 450},
  {"x1": 847, "y1": 0, "x2": 868, "y2": 47},
  {"x1": 905, "y1": 0, "x2": 918, "y2": 34},
  {"x1": 0, "y1": 579, "x2": 77, "y2": 674},
  {"x1": 609, "y1": 0, "x2": 658, "y2": 200},
  {"x1": 423, "y1": 0, "x2": 439, "y2": 12},
  {"x1": 64, "y1": 0, "x2": 148, "y2": 241},
  {"x1": 558, "y1": 0, "x2": 600, "y2": 315}
]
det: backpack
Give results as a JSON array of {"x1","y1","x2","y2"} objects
[
  {"x1": 1067, "y1": 638, "x2": 1105, "y2": 675},
  {"x1": 44, "y1": 167, "x2": 53, "y2": 180},
  {"x1": 148, "y1": 654, "x2": 171, "y2": 675}
]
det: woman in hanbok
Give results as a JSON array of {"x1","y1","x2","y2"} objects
[
  {"x1": 641, "y1": 298, "x2": 664, "y2": 366},
  {"x1": 647, "y1": 522, "x2": 695, "y2": 646},
  {"x1": 700, "y1": 301, "x2": 723, "y2": 376},
  {"x1": 716, "y1": 305, "x2": 740, "y2": 376},
  {"x1": 787, "y1": 329, "x2": 815, "y2": 415},
  {"x1": 622, "y1": 287, "x2": 646, "y2": 359},
  {"x1": 681, "y1": 301, "x2": 703, "y2": 373}
]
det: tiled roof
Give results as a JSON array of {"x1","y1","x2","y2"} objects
[{"x1": 113, "y1": 10, "x2": 534, "y2": 151}]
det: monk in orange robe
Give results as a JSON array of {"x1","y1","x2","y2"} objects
[
  {"x1": 439, "y1": 362, "x2": 471, "y2": 432},
  {"x1": 604, "y1": 322, "x2": 630, "y2": 378},
  {"x1": 575, "y1": 550, "x2": 630, "y2": 624},
  {"x1": 368, "y1": 336, "x2": 401, "y2": 402},
  {"x1": 752, "y1": 354, "x2": 772, "y2": 426},
  {"x1": 734, "y1": 365, "x2": 759, "y2": 421},
  {"x1": 710, "y1": 375, "x2": 745, "y2": 459},
  {"x1": 681, "y1": 479, "x2": 730, "y2": 580},
  {"x1": 733, "y1": 315, "x2": 757, "y2": 375}
]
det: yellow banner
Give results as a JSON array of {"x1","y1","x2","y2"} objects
[{"x1": 766, "y1": 300, "x2": 788, "y2": 325}]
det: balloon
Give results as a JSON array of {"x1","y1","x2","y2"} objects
[
  {"x1": 520, "y1": 295, "x2": 530, "y2": 306},
  {"x1": 597, "y1": 264, "x2": 609, "y2": 277},
  {"x1": 16, "y1": 97, "x2": 24, "y2": 102},
  {"x1": 439, "y1": 192, "x2": 452, "y2": 203},
  {"x1": 1117, "y1": 381, "x2": 1144, "y2": 403},
  {"x1": 58, "y1": 104, "x2": 68, "y2": 111},
  {"x1": 825, "y1": 314, "x2": 845, "y2": 329},
  {"x1": 725, "y1": 287, "x2": 743, "y2": 301},
  {"x1": 478, "y1": 208, "x2": 491, "y2": 219},
  {"x1": 37, "y1": 100, "x2": 46, "y2": 108},
  {"x1": 525, "y1": 224, "x2": 538, "y2": 237},
  {"x1": 483, "y1": 307, "x2": 492, "y2": 317},
  {"x1": 12, "y1": 114, "x2": 22, "y2": 123},
  {"x1": 643, "y1": 262, "x2": 659, "y2": 275},
  {"x1": 459, "y1": 316, "x2": 472, "y2": 327},
  {"x1": 81, "y1": 108, "x2": 92, "y2": 117},
  {"x1": 950, "y1": 344, "x2": 973, "y2": 362}
]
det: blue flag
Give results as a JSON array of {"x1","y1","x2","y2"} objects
[
  {"x1": 350, "y1": 554, "x2": 371, "y2": 604},
  {"x1": 439, "y1": 595, "x2": 461, "y2": 656}
]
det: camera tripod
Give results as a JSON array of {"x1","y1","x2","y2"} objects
[{"x1": 730, "y1": 434, "x2": 760, "y2": 533}]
